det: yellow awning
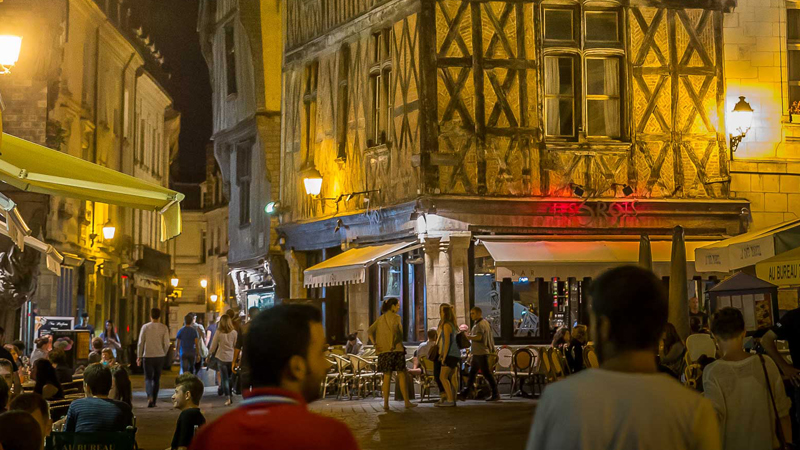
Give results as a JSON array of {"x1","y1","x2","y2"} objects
[
  {"x1": 0, "y1": 133, "x2": 184, "y2": 241},
  {"x1": 755, "y1": 246, "x2": 800, "y2": 287}
]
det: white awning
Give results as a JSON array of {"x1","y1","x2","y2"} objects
[
  {"x1": 695, "y1": 219, "x2": 800, "y2": 273},
  {"x1": 304, "y1": 242, "x2": 420, "y2": 288},
  {"x1": 479, "y1": 238, "x2": 716, "y2": 281}
]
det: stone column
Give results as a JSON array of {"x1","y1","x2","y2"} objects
[
  {"x1": 284, "y1": 250, "x2": 307, "y2": 299},
  {"x1": 423, "y1": 236, "x2": 452, "y2": 330},
  {"x1": 449, "y1": 233, "x2": 472, "y2": 326}
]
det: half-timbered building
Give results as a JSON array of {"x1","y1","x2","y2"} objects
[{"x1": 278, "y1": 0, "x2": 800, "y2": 345}]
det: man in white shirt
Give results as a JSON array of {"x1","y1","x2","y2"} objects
[
  {"x1": 526, "y1": 265, "x2": 720, "y2": 450},
  {"x1": 137, "y1": 308, "x2": 170, "y2": 408}
]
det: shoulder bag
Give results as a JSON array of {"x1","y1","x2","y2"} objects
[{"x1": 758, "y1": 354, "x2": 793, "y2": 450}]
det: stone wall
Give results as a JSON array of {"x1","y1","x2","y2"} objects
[{"x1": 725, "y1": 0, "x2": 800, "y2": 230}]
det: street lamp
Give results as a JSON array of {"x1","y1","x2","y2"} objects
[
  {"x1": 102, "y1": 224, "x2": 116, "y2": 240},
  {"x1": 729, "y1": 96, "x2": 754, "y2": 153},
  {"x1": 200, "y1": 279, "x2": 208, "y2": 288},
  {"x1": 0, "y1": 35, "x2": 22, "y2": 74},
  {"x1": 210, "y1": 294, "x2": 218, "y2": 303},
  {"x1": 170, "y1": 275, "x2": 179, "y2": 288},
  {"x1": 302, "y1": 167, "x2": 323, "y2": 196}
]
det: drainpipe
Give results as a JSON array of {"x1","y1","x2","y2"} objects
[{"x1": 120, "y1": 52, "x2": 135, "y2": 172}]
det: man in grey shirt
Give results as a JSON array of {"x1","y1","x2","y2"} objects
[
  {"x1": 137, "y1": 308, "x2": 170, "y2": 408},
  {"x1": 460, "y1": 307, "x2": 499, "y2": 401}
]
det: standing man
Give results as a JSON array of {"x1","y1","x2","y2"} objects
[
  {"x1": 137, "y1": 308, "x2": 170, "y2": 408},
  {"x1": 191, "y1": 314, "x2": 208, "y2": 374},
  {"x1": 189, "y1": 304, "x2": 359, "y2": 450},
  {"x1": 74, "y1": 313, "x2": 95, "y2": 338},
  {"x1": 526, "y1": 266, "x2": 720, "y2": 450},
  {"x1": 459, "y1": 307, "x2": 499, "y2": 402},
  {"x1": 176, "y1": 314, "x2": 199, "y2": 375},
  {"x1": 762, "y1": 306, "x2": 800, "y2": 437},
  {"x1": 689, "y1": 297, "x2": 708, "y2": 329}
]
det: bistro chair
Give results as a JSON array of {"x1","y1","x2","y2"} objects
[
  {"x1": 61, "y1": 379, "x2": 84, "y2": 396},
  {"x1": 321, "y1": 358, "x2": 340, "y2": 398},
  {"x1": 329, "y1": 353, "x2": 354, "y2": 399},
  {"x1": 510, "y1": 347, "x2": 536, "y2": 399},
  {"x1": 493, "y1": 347, "x2": 514, "y2": 388},
  {"x1": 583, "y1": 345, "x2": 599, "y2": 369},
  {"x1": 349, "y1": 354, "x2": 379, "y2": 398},
  {"x1": 48, "y1": 399, "x2": 73, "y2": 421},
  {"x1": 417, "y1": 356, "x2": 438, "y2": 402},
  {"x1": 546, "y1": 347, "x2": 567, "y2": 380},
  {"x1": 684, "y1": 363, "x2": 704, "y2": 391}
]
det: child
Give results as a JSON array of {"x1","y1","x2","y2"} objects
[
  {"x1": 169, "y1": 373, "x2": 206, "y2": 450},
  {"x1": 101, "y1": 348, "x2": 116, "y2": 367}
]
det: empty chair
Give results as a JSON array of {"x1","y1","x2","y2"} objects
[
  {"x1": 510, "y1": 347, "x2": 536, "y2": 399},
  {"x1": 583, "y1": 345, "x2": 599, "y2": 369}
]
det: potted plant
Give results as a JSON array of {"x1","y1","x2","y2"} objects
[{"x1": 791, "y1": 101, "x2": 800, "y2": 123}]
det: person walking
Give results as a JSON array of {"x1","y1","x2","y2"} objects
[
  {"x1": 99, "y1": 320, "x2": 122, "y2": 359},
  {"x1": 189, "y1": 304, "x2": 359, "y2": 450},
  {"x1": 436, "y1": 303, "x2": 460, "y2": 408},
  {"x1": 526, "y1": 266, "x2": 720, "y2": 450},
  {"x1": 137, "y1": 308, "x2": 170, "y2": 408},
  {"x1": 208, "y1": 315, "x2": 237, "y2": 406},
  {"x1": 190, "y1": 314, "x2": 208, "y2": 375},
  {"x1": 460, "y1": 307, "x2": 499, "y2": 401},
  {"x1": 762, "y1": 306, "x2": 800, "y2": 437},
  {"x1": 703, "y1": 307, "x2": 792, "y2": 450},
  {"x1": 176, "y1": 314, "x2": 200, "y2": 376},
  {"x1": 368, "y1": 297, "x2": 415, "y2": 411}
]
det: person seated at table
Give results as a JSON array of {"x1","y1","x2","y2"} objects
[
  {"x1": 32, "y1": 359, "x2": 63, "y2": 401},
  {"x1": 62, "y1": 363, "x2": 133, "y2": 433},
  {"x1": 101, "y1": 348, "x2": 117, "y2": 367},
  {"x1": 48, "y1": 349, "x2": 73, "y2": 384},
  {"x1": 110, "y1": 366, "x2": 133, "y2": 408},
  {"x1": 344, "y1": 334, "x2": 363, "y2": 355},
  {"x1": 0, "y1": 410, "x2": 43, "y2": 450},
  {"x1": 408, "y1": 329, "x2": 438, "y2": 377},
  {"x1": 0, "y1": 359, "x2": 20, "y2": 400},
  {"x1": 29, "y1": 338, "x2": 51, "y2": 367},
  {"x1": 88, "y1": 338, "x2": 104, "y2": 364},
  {"x1": 9, "y1": 393, "x2": 51, "y2": 440}
]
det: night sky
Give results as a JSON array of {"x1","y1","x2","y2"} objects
[{"x1": 136, "y1": 0, "x2": 212, "y2": 183}]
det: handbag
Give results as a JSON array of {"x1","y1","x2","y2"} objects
[{"x1": 758, "y1": 354, "x2": 793, "y2": 450}]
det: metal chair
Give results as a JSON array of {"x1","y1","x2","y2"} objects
[
  {"x1": 349, "y1": 354, "x2": 379, "y2": 398},
  {"x1": 321, "y1": 358, "x2": 339, "y2": 398},
  {"x1": 510, "y1": 347, "x2": 536, "y2": 399},
  {"x1": 583, "y1": 345, "x2": 599, "y2": 368},
  {"x1": 417, "y1": 356, "x2": 438, "y2": 402},
  {"x1": 329, "y1": 353, "x2": 354, "y2": 399},
  {"x1": 547, "y1": 347, "x2": 567, "y2": 380}
]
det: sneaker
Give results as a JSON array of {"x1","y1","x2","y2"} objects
[
  {"x1": 439, "y1": 401, "x2": 456, "y2": 407},
  {"x1": 486, "y1": 394, "x2": 501, "y2": 402},
  {"x1": 435, "y1": 398, "x2": 445, "y2": 405}
]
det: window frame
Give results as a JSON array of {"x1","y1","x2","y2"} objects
[
  {"x1": 788, "y1": 5, "x2": 800, "y2": 109},
  {"x1": 337, "y1": 46, "x2": 350, "y2": 160},
  {"x1": 302, "y1": 62, "x2": 319, "y2": 165},
  {"x1": 369, "y1": 29, "x2": 392, "y2": 147},
  {"x1": 236, "y1": 141, "x2": 252, "y2": 227},
  {"x1": 541, "y1": 4, "x2": 627, "y2": 142},
  {"x1": 225, "y1": 22, "x2": 238, "y2": 97}
]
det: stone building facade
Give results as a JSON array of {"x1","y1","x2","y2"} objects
[
  {"x1": 198, "y1": 0, "x2": 285, "y2": 312},
  {"x1": 0, "y1": 0, "x2": 177, "y2": 346}
]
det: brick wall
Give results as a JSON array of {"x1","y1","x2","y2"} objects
[
  {"x1": 725, "y1": 0, "x2": 800, "y2": 230},
  {"x1": 0, "y1": 78, "x2": 48, "y2": 145}
]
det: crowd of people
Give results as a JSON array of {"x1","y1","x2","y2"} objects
[{"x1": 4, "y1": 264, "x2": 800, "y2": 449}]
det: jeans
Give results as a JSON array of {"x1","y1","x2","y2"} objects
[
  {"x1": 219, "y1": 361, "x2": 233, "y2": 398},
  {"x1": 464, "y1": 354, "x2": 498, "y2": 397},
  {"x1": 143, "y1": 356, "x2": 165, "y2": 400},
  {"x1": 180, "y1": 353, "x2": 196, "y2": 375}
]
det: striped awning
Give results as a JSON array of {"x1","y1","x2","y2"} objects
[{"x1": 304, "y1": 242, "x2": 420, "y2": 288}]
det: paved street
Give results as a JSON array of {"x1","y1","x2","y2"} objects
[{"x1": 131, "y1": 369, "x2": 537, "y2": 450}]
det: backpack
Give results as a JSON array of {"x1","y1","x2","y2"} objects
[{"x1": 456, "y1": 331, "x2": 470, "y2": 350}]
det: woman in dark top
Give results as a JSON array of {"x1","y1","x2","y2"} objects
[
  {"x1": 111, "y1": 366, "x2": 133, "y2": 407},
  {"x1": 658, "y1": 322, "x2": 686, "y2": 377},
  {"x1": 566, "y1": 325, "x2": 588, "y2": 373},
  {"x1": 100, "y1": 320, "x2": 122, "y2": 358},
  {"x1": 33, "y1": 359, "x2": 64, "y2": 400}
]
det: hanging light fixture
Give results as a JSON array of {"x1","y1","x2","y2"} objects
[
  {"x1": 302, "y1": 167, "x2": 323, "y2": 196},
  {"x1": 0, "y1": 35, "x2": 22, "y2": 74},
  {"x1": 102, "y1": 223, "x2": 116, "y2": 240},
  {"x1": 729, "y1": 96, "x2": 754, "y2": 153}
]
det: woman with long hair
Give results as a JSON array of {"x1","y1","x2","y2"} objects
[
  {"x1": 551, "y1": 326, "x2": 571, "y2": 349},
  {"x1": 659, "y1": 322, "x2": 686, "y2": 377},
  {"x1": 110, "y1": 366, "x2": 133, "y2": 407},
  {"x1": 566, "y1": 324, "x2": 588, "y2": 373},
  {"x1": 367, "y1": 297, "x2": 415, "y2": 411},
  {"x1": 33, "y1": 358, "x2": 64, "y2": 400},
  {"x1": 208, "y1": 314, "x2": 238, "y2": 406},
  {"x1": 436, "y1": 303, "x2": 460, "y2": 407},
  {"x1": 100, "y1": 320, "x2": 122, "y2": 358}
]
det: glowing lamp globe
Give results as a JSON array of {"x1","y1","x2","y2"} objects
[
  {"x1": 170, "y1": 277, "x2": 179, "y2": 288},
  {"x1": 302, "y1": 167, "x2": 323, "y2": 196},
  {"x1": 200, "y1": 279, "x2": 208, "y2": 288},
  {"x1": 730, "y1": 96, "x2": 754, "y2": 135},
  {"x1": 0, "y1": 35, "x2": 22, "y2": 69},
  {"x1": 102, "y1": 225, "x2": 116, "y2": 240},
  {"x1": 210, "y1": 294, "x2": 218, "y2": 303}
]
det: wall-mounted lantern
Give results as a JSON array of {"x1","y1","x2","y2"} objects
[{"x1": 729, "y1": 96, "x2": 754, "y2": 153}]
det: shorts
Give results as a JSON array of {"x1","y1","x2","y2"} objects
[
  {"x1": 443, "y1": 355, "x2": 460, "y2": 369},
  {"x1": 377, "y1": 351, "x2": 407, "y2": 373}
]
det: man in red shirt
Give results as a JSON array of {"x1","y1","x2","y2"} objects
[{"x1": 190, "y1": 304, "x2": 360, "y2": 450}]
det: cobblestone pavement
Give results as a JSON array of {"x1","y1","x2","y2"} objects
[{"x1": 131, "y1": 369, "x2": 537, "y2": 450}]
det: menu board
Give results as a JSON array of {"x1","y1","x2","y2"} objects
[{"x1": 714, "y1": 292, "x2": 774, "y2": 332}]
